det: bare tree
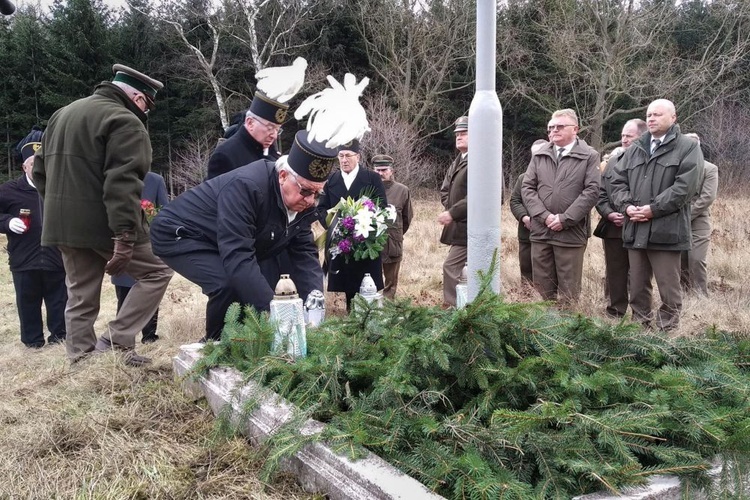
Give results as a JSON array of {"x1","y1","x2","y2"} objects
[
  {"x1": 169, "y1": 132, "x2": 217, "y2": 193},
  {"x1": 691, "y1": 101, "x2": 750, "y2": 194},
  {"x1": 159, "y1": 8, "x2": 229, "y2": 129},
  {"x1": 353, "y1": 0, "x2": 476, "y2": 138},
  {"x1": 157, "y1": 0, "x2": 333, "y2": 131},
  {"x1": 222, "y1": 0, "x2": 332, "y2": 72},
  {"x1": 498, "y1": 0, "x2": 750, "y2": 151},
  {"x1": 360, "y1": 93, "x2": 437, "y2": 188}
]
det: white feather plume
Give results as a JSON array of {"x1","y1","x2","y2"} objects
[
  {"x1": 255, "y1": 57, "x2": 308, "y2": 103},
  {"x1": 294, "y1": 73, "x2": 370, "y2": 149}
]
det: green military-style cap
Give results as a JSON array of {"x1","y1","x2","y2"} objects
[
  {"x1": 372, "y1": 154, "x2": 394, "y2": 170},
  {"x1": 112, "y1": 64, "x2": 164, "y2": 110}
]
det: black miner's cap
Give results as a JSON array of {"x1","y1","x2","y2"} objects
[
  {"x1": 21, "y1": 142, "x2": 41, "y2": 162},
  {"x1": 287, "y1": 130, "x2": 338, "y2": 182},
  {"x1": 249, "y1": 91, "x2": 289, "y2": 125}
]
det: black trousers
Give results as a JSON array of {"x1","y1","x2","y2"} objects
[
  {"x1": 12, "y1": 269, "x2": 67, "y2": 347},
  {"x1": 115, "y1": 285, "x2": 159, "y2": 341},
  {"x1": 158, "y1": 250, "x2": 241, "y2": 341}
]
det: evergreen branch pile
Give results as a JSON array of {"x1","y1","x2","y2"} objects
[{"x1": 192, "y1": 277, "x2": 750, "y2": 499}]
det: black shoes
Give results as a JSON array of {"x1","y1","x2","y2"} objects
[{"x1": 142, "y1": 334, "x2": 159, "y2": 344}]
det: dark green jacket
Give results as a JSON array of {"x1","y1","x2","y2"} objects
[
  {"x1": 509, "y1": 173, "x2": 530, "y2": 242},
  {"x1": 610, "y1": 124, "x2": 703, "y2": 252},
  {"x1": 33, "y1": 82, "x2": 151, "y2": 249},
  {"x1": 439, "y1": 153, "x2": 468, "y2": 246}
]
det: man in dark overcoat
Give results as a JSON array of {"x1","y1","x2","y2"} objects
[
  {"x1": 610, "y1": 99, "x2": 703, "y2": 331},
  {"x1": 150, "y1": 130, "x2": 335, "y2": 341},
  {"x1": 317, "y1": 140, "x2": 387, "y2": 312},
  {"x1": 206, "y1": 93, "x2": 287, "y2": 179},
  {"x1": 0, "y1": 142, "x2": 66, "y2": 348},
  {"x1": 33, "y1": 65, "x2": 174, "y2": 366}
]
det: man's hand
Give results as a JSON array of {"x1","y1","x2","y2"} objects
[
  {"x1": 8, "y1": 218, "x2": 27, "y2": 234},
  {"x1": 626, "y1": 205, "x2": 653, "y2": 223},
  {"x1": 437, "y1": 211, "x2": 453, "y2": 226},
  {"x1": 522, "y1": 215, "x2": 532, "y2": 230},
  {"x1": 545, "y1": 213, "x2": 563, "y2": 232},
  {"x1": 105, "y1": 239, "x2": 135, "y2": 276},
  {"x1": 607, "y1": 212, "x2": 625, "y2": 227}
]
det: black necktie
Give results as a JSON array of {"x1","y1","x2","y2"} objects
[
  {"x1": 651, "y1": 139, "x2": 661, "y2": 155},
  {"x1": 557, "y1": 147, "x2": 565, "y2": 161}
]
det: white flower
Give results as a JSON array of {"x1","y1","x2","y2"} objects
[
  {"x1": 385, "y1": 204, "x2": 397, "y2": 222},
  {"x1": 353, "y1": 208, "x2": 374, "y2": 238}
]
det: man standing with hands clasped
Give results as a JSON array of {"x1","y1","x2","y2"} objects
[
  {"x1": 522, "y1": 109, "x2": 600, "y2": 305},
  {"x1": 610, "y1": 99, "x2": 703, "y2": 331}
]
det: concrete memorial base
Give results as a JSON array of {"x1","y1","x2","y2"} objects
[
  {"x1": 174, "y1": 344, "x2": 731, "y2": 500},
  {"x1": 173, "y1": 343, "x2": 444, "y2": 500}
]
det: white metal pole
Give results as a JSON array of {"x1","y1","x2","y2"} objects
[{"x1": 467, "y1": 0, "x2": 503, "y2": 300}]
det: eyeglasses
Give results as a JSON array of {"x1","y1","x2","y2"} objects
[
  {"x1": 254, "y1": 118, "x2": 282, "y2": 134},
  {"x1": 337, "y1": 153, "x2": 358, "y2": 160},
  {"x1": 289, "y1": 171, "x2": 324, "y2": 199},
  {"x1": 547, "y1": 124, "x2": 575, "y2": 132}
]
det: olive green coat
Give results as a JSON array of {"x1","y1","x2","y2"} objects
[
  {"x1": 33, "y1": 82, "x2": 152, "y2": 249},
  {"x1": 610, "y1": 125, "x2": 703, "y2": 252}
]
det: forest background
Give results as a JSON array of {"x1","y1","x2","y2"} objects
[{"x1": 2, "y1": 0, "x2": 750, "y2": 194}]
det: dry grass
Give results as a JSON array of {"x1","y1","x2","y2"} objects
[{"x1": 0, "y1": 193, "x2": 747, "y2": 497}]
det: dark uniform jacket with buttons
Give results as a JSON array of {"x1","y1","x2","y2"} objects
[
  {"x1": 206, "y1": 125, "x2": 280, "y2": 180},
  {"x1": 610, "y1": 124, "x2": 703, "y2": 252},
  {"x1": 150, "y1": 160, "x2": 323, "y2": 311},
  {"x1": 0, "y1": 175, "x2": 64, "y2": 272}
]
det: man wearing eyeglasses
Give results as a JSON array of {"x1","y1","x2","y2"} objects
[
  {"x1": 317, "y1": 141, "x2": 387, "y2": 312},
  {"x1": 521, "y1": 109, "x2": 600, "y2": 305},
  {"x1": 32, "y1": 64, "x2": 174, "y2": 367},
  {"x1": 206, "y1": 93, "x2": 287, "y2": 180},
  {"x1": 150, "y1": 131, "x2": 336, "y2": 341}
]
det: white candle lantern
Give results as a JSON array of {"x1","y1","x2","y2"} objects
[
  {"x1": 304, "y1": 289, "x2": 325, "y2": 327},
  {"x1": 356, "y1": 273, "x2": 383, "y2": 309},
  {"x1": 269, "y1": 274, "x2": 307, "y2": 359}
]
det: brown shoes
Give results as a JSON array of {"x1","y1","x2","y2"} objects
[{"x1": 94, "y1": 337, "x2": 152, "y2": 367}]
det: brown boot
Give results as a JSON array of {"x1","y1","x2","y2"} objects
[{"x1": 94, "y1": 337, "x2": 152, "y2": 367}]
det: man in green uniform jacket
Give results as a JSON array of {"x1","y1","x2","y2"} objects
[{"x1": 33, "y1": 64, "x2": 174, "y2": 366}]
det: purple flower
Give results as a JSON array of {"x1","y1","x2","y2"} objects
[
  {"x1": 363, "y1": 199, "x2": 376, "y2": 211},
  {"x1": 342, "y1": 216, "x2": 355, "y2": 231},
  {"x1": 354, "y1": 235, "x2": 365, "y2": 243},
  {"x1": 338, "y1": 239, "x2": 353, "y2": 253}
]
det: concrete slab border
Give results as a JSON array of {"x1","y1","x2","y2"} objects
[{"x1": 174, "y1": 343, "x2": 728, "y2": 500}]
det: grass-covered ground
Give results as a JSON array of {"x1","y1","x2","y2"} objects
[{"x1": 0, "y1": 193, "x2": 748, "y2": 497}]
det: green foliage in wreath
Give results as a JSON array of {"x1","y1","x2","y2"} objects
[{"x1": 190, "y1": 265, "x2": 750, "y2": 499}]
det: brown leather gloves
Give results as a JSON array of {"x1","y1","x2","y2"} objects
[{"x1": 105, "y1": 239, "x2": 135, "y2": 276}]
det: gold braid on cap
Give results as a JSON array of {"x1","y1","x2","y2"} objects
[{"x1": 294, "y1": 135, "x2": 336, "y2": 179}]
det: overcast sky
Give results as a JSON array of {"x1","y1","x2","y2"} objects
[{"x1": 15, "y1": 0, "x2": 130, "y2": 15}]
